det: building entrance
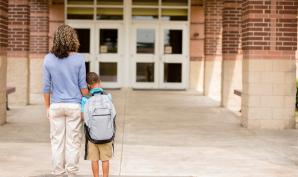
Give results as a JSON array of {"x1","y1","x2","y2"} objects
[{"x1": 66, "y1": 0, "x2": 189, "y2": 89}]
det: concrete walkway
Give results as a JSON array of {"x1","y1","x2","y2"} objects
[{"x1": 0, "y1": 90, "x2": 298, "y2": 177}]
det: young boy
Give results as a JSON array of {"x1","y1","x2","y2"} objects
[{"x1": 81, "y1": 72, "x2": 113, "y2": 177}]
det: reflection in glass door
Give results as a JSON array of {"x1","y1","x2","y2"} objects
[
  {"x1": 96, "y1": 24, "x2": 123, "y2": 88},
  {"x1": 131, "y1": 24, "x2": 159, "y2": 88}
]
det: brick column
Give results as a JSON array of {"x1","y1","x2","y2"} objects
[
  {"x1": 296, "y1": 7, "x2": 298, "y2": 76},
  {"x1": 49, "y1": 1, "x2": 64, "y2": 51},
  {"x1": 204, "y1": 0, "x2": 223, "y2": 101},
  {"x1": 189, "y1": 0, "x2": 204, "y2": 92},
  {"x1": 7, "y1": 0, "x2": 30, "y2": 105},
  {"x1": 241, "y1": 0, "x2": 298, "y2": 129},
  {"x1": 222, "y1": 0, "x2": 242, "y2": 111},
  {"x1": 29, "y1": 0, "x2": 49, "y2": 99},
  {"x1": 0, "y1": 0, "x2": 8, "y2": 125}
]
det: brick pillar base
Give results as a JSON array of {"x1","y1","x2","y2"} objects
[
  {"x1": 0, "y1": 53, "x2": 7, "y2": 125},
  {"x1": 222, "y1": 54, "x2": 242, "y2": 111},
  {"x1": 204, "y1": 56, "x2": 222, "y2": 101},
  {"x1": 0, "y1": 0, "x2": 8, "y2": 125},
  {"x1": 29, "y1": 56, "x2": 44, "y2": 95},
  {"x1": 242, "y1": 56, "x2": 296, "y2": 129},
  {"x1": 7, "y1": 55, "x2": 29, "y2": 105}
]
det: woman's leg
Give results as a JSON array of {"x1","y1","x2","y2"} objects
[
  {"x1": 65, "y1": 104, "x2": 82, "y2": 175},
  {"x1": 49, "y1": 104, "x2": 66, "y2": 176}
]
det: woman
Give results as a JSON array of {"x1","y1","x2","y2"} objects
[{"x1": 43, "y1": 25, "x2": 88, "y2": 177}]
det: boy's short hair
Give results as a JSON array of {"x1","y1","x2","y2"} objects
[{"x1": 86, "y1": 72, "x2": 100, "y2": 85}]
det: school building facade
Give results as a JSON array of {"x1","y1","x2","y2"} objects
[{"x1": 0, "y1": 0, "x2": 297, "y2": 129}]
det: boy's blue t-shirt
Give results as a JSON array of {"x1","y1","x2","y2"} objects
[{"x1": 81, "y1": 88, "x2": 112, "y2": 112}]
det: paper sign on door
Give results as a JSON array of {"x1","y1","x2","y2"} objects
[
  {"x1": 164, "y1": 45, "x2": 172, "y2": 54},
  {"x1": 100, "y1": 45, "x2": 108, "y2": 53}
]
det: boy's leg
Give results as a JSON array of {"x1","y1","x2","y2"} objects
[
  {"x1": 91, "y1": 161, "x2": 100, "y2": 177},
  {"x1": 102, "y1": 160, "x2": 109, "y2": 177}
]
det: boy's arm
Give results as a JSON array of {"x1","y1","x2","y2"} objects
[
  {"x1": 83, "y1": 100, "x2": 90, "y2": 125},
  {"x1": 81, "y1": 97, "x2": 88, "y2": 113}
]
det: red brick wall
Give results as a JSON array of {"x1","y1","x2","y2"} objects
[
  {"x1": 49, "y1": 2, "x2": 64, "y2": 51},
  {"x1": 29, "y1": 0, "x2": 49, "y2": 55},
  {"x1": 242, "y1": 0, "x2": 297, "y2": 57},
  {"x1": 276, "y1": 0, "x2": 297, "y2": 51},
  {"x1": 8, "y1": 0, "x2": 29, "y2": 56},
  {"x1": 0, "y1": 0, "x2": 8, "y2": 54},
  {"x1": 204, "y1": 0, "x2": 223, "y2": 58},
  {"x1": 190, "y1": 0, "x2": 204, "y2": 61},
  {"x1": 222, "y1": 0, "x2": 242, "y2": 54}
]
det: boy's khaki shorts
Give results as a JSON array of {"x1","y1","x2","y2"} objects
[{"x1": 86, "y1": 141, "x2": 113, "y2": 161}]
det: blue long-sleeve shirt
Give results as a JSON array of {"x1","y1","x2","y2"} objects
[{"x1": 43, "y1": 53, "x2": 87, "y2": 104}]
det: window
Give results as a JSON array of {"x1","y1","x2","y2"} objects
[
  {"x1": 99, "y1": 62, "x2": 118, "y2": 82},
  {"x1": 132, "y1": 8, "x2": 158, "y2": 20},
  {"x1": 137, "y1": 29, "x2": 155, "y2": 54},
  {"x1": 164, "y1": 29, "x2": 183, "y2": 54},
  {"x1": 164, "y1": 63, "x2": 182, "y2": 83},
  {"x1": 132, "y1": 0, "x2": 158, "y2": 6},
  {"x1": 97, "y1": 0, "x2": 123, "y2": 6},
  {"x1": 132, "y1": 0, "x2": 189, "y2": 21},
  {"x1": 161, "y1": 9, "x2": 188, "y2": 21},
  {"x1": 75, "y1": 28, "x2": 90, "y2": 53},
  {"x1": 96, "y1": 8, "x2": 123, "y2": 20},
  {"x1": 136, "y1": 63, "x2": 154, "y2": 82},
  {"x1": 67, "y1": 7, "x2": 93, "y2": 20},
  {"x1": 99, "y1": 29, "x2": 118, "y2": 54},
  {"x1": 66, "y1": 0, "x2": 124, "y2": 20}
]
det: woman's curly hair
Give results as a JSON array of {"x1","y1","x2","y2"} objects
[{"x1": 51, "y1": 25, "x2": 80, "y2": 59}]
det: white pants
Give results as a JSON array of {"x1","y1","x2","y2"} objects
[{"x1": 49, "y1": 103, "x2": 82, "y2": 176}]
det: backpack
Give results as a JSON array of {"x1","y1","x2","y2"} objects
[{"x1": 83, "y1": 91, "x2": 116, "y2": 144}]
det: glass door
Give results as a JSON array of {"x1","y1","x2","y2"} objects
[
  {"x1": 67, "y1": 22, "x2": 95, "y2": 75},
  {"x1": 131, "y1": 23, "x2": 159, "y2": 88},
  {"x1": 131, "y1": 23, "x2": 188, "y2": 89},
  {"x1": 159, "y1": 24, "x2": 188, "y2": 89},
  {"x1": 95, "y1": 23, "x2": 123, "y2": 88}
]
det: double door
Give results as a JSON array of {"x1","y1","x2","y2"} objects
[
  {"x1": 131, "y1": 22, "x2": 188, "y2": 89},
  {"x1": 68, "y1": 21, "x2": 188, "y2": 89},
  {"x1": 69, "y1": 21, "x2": 123, "y2": 88}
]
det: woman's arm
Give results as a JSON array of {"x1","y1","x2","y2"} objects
[
  {"x1": 43, "y1": 60, "x2": 51, "y2": 118},
  {"x1": 44, "y1": 93, "x2": 50, "y2": 110},
  {"x1": 79, "y1": 57, "x2": 88, "y2": 96}
]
